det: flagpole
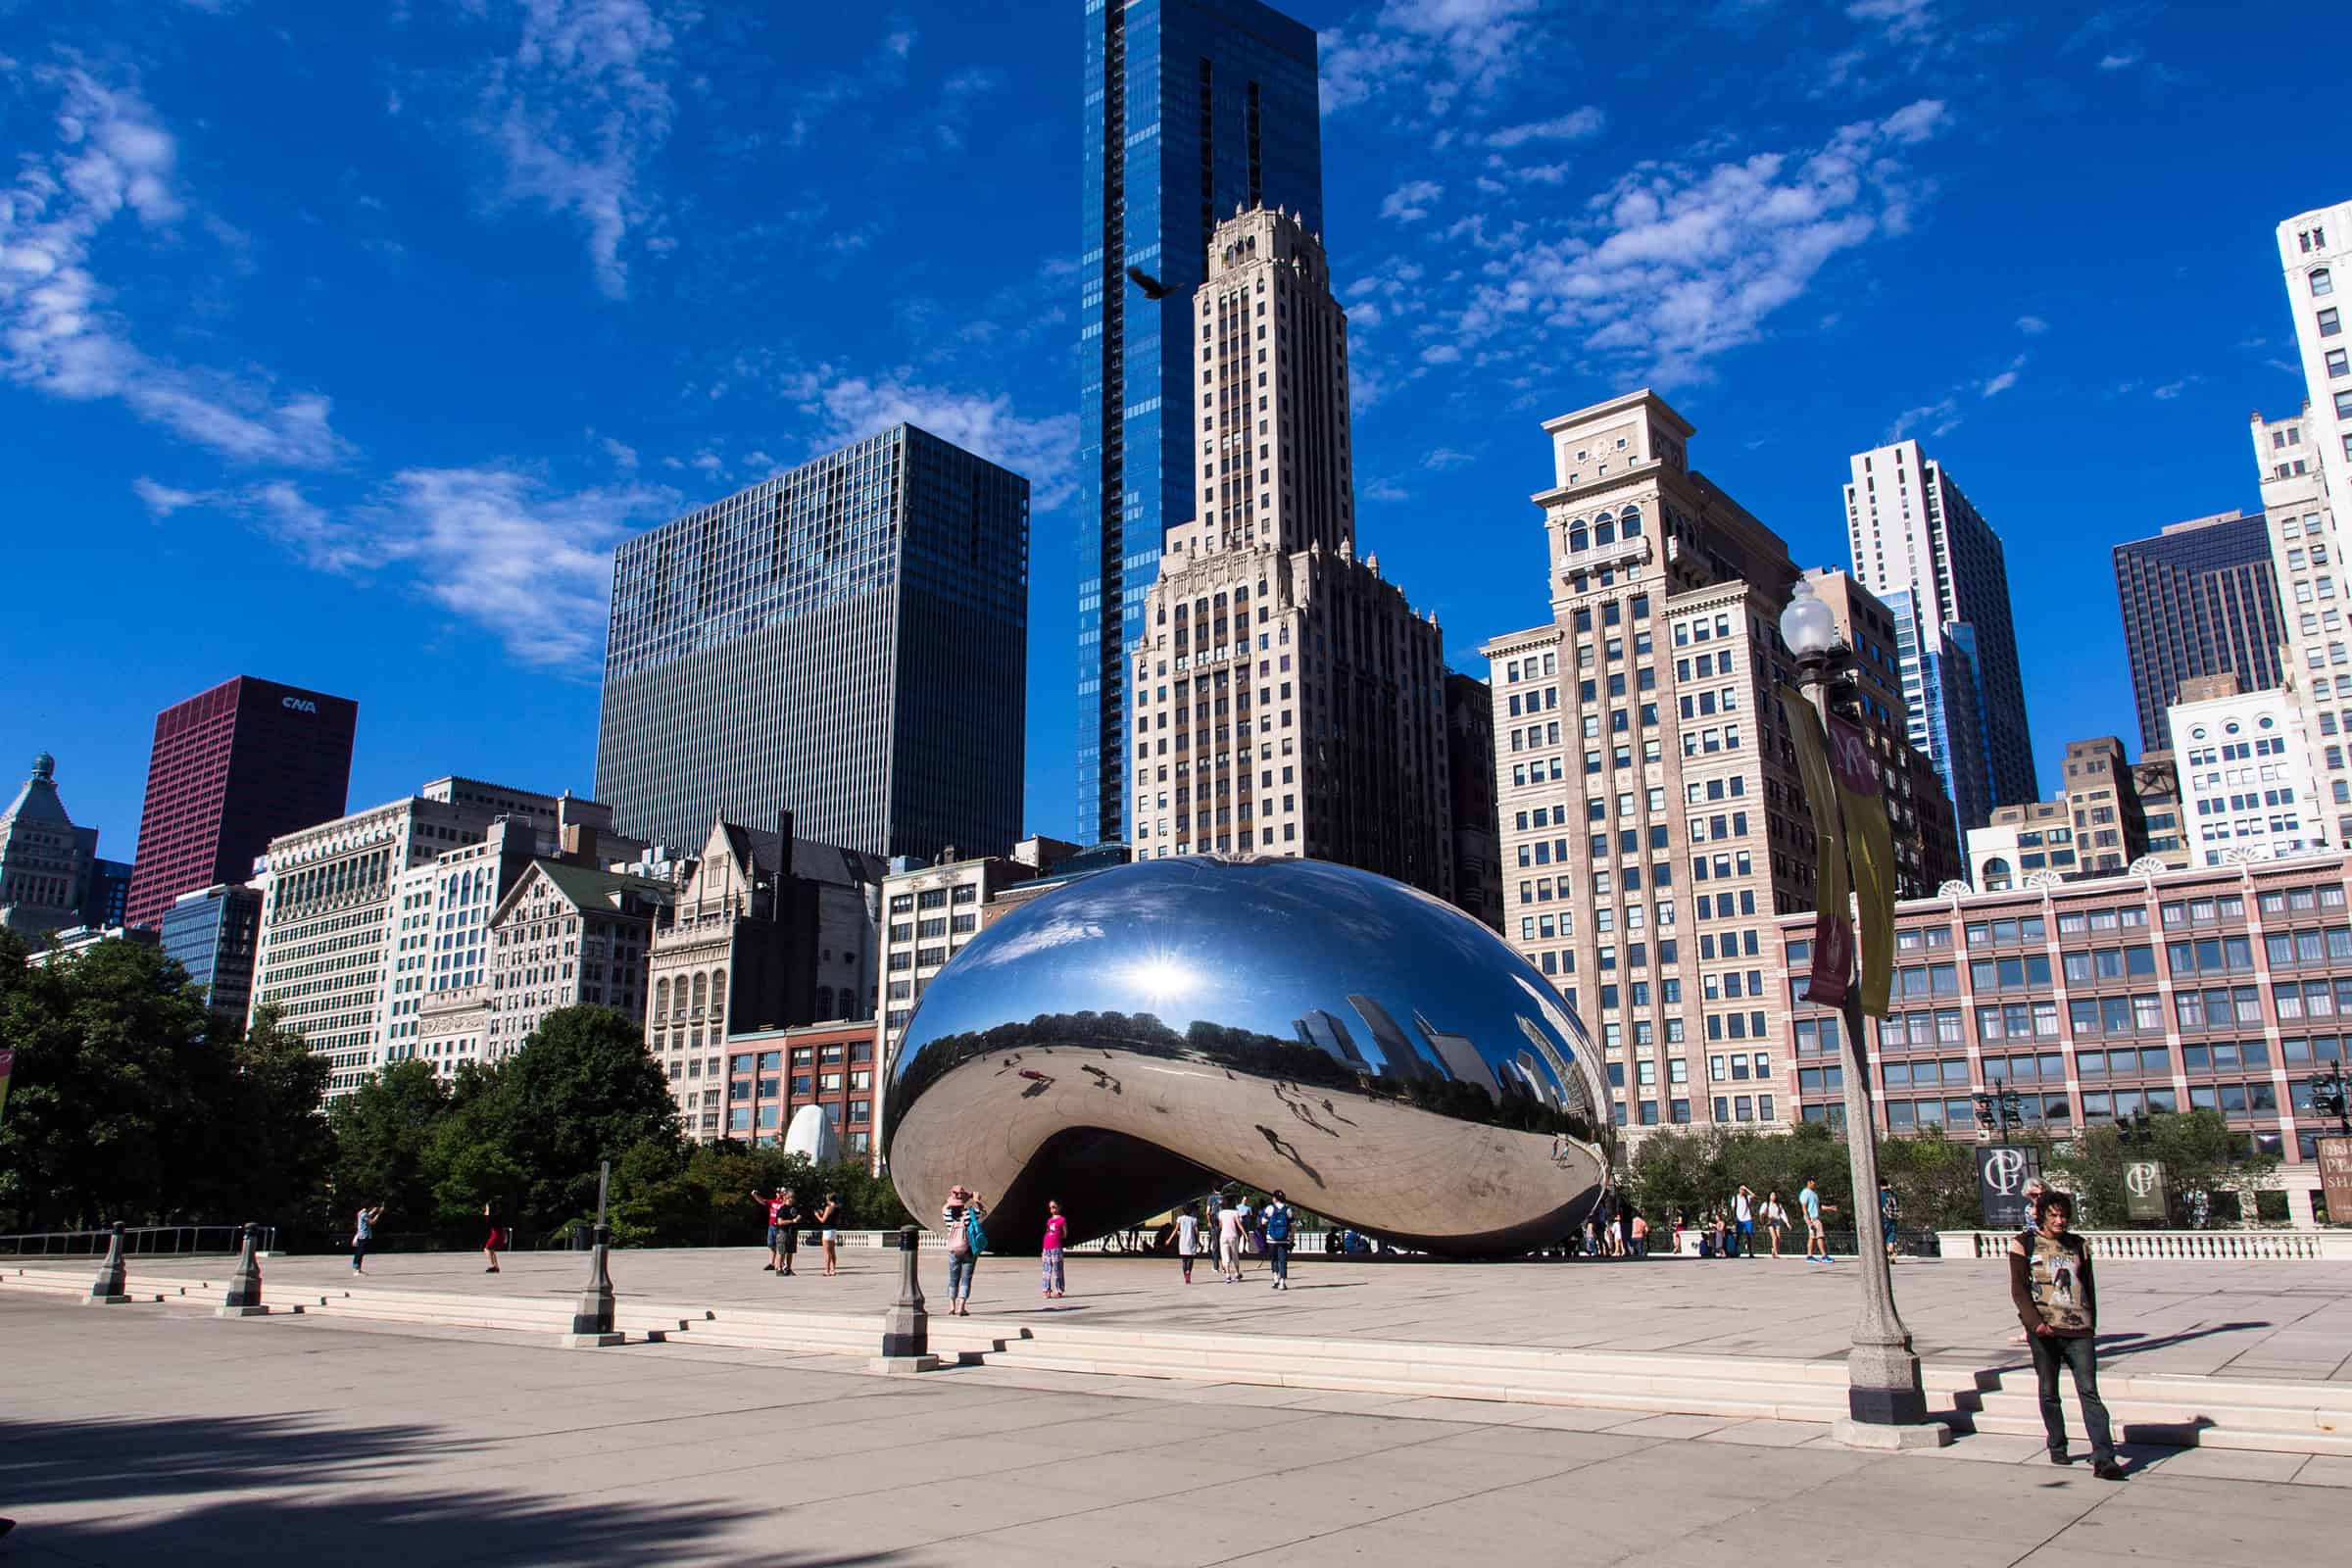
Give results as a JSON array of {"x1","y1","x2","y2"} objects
[{"x1": 1781, "y1": 580, "x2": 1947, "y2": 1450}]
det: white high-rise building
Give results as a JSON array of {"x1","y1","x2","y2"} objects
[
  {"x1": 2166, "y1": 675, "x2": 2328, "y2": 865},
  {"x1": 248, "y1": 779, "x2": 612, "y2": 1096},
  {"x1": 1128, "y1": 206, "x2": 1453, "y2": 892},
  {"x1": 1843, "y1": 440, "x2": 2036, "y2": 831},
  {"x1": 2265, "y1": 201, "x2": 2352, "y2": 843}
]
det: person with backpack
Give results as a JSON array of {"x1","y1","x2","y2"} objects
[
  {"x1": 2008, "y1": 1191, "x2": 2124, "y2": 1480},
  {"x1": 1263, "y1": 1190, "x2": 1295, "y2": 1291},
  {"x1": 1041, "y1": 1199, "x2": 1068, "y2": 1299},
  {"x1": 942, "y1": 1184, "x2": 986, "y2": 1315}
]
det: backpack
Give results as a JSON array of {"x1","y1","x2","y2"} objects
[
  {"x1": 964, "y1": 1209, "x2": 989, "y2": 1256},
  {"x1": 1265, "y1": 1204, "x2": 1291, "y2": 1243}
]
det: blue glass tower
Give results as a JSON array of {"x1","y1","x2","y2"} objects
[{"x1": 1076, "y1": 0, "x2": 1323, "y2": 844}]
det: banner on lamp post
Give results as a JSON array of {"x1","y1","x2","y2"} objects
[
  {"x1": 0, "y1": 1046, "x2": 12, "y2": 1127},
  {"x1": 2319, "y1": 1138, "x2": 2352, "y2": 1226},
  {"x1": 2123, "y1": 1159, "x2": 2169, "y2": 1224},
  {"x1": 1824, "y1": 712, "x2": 1896, "y2": 1018},
  {"x1": 1780, "y1": 687, "x2": 1855, "y2": 1009},
  {"x1": 1977, "y1": 1144, "x2": 2042, "y2": 1229}
]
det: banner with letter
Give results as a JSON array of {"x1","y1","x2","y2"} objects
[
  {"x1": 1780, "y1": 687, "x2": 1854, "y2": 1010},
  {"x1": 1824, "y1": 711, "x2": 1897, "y2": 1017},
  {"x1": 1976, "y1": 1144, "x2": 2043, "y2": 1229},
  {"x1": 2123, "y1": 1159, "x2": 2170, "y2": 1224}
]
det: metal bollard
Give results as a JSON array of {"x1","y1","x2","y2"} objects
[
  {"x1": 219, "y1": 1223, "x2": 269, "y2": 1317},
  {"x1": 872, "y1": 1224, "x2": 941, "y2": 1373},
  {"x1": 83, "y1": 1222, "x2": 129, "y2": 1305},
  {"x1": 563, "y1": 1221, "x2": 622, "y2": 1348}
]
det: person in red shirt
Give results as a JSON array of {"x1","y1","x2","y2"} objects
[
  {"x1": 1041, "y1": 1200, "x2": 1069, "y2": 1298},
  {"x1": 751, "y1": 1187, "x2": 801, "y2": 1275}
]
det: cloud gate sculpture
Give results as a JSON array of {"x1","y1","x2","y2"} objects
[{"x1": 885, "y1": 857, "x2": 1615, "y2": 1256}]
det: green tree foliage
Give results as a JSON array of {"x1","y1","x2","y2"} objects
[
  {"x1": 1622, "y1": 1120, "x2": 1984, "y2": 1233},
  {"x1": 325, "y1": 1058, "x2": 451, "y2": 1235},
  {"x1": 422, "y1": 1006, "x2": 682, "y2": 1240},
  {"x1": 0, "y1": 936, "x2": 229, "y2": 1229},
  {"x1": 2046, "y1": 1110, "x2": 2279, "y2": 1228},
  {"x1": 220, "y1": 1006, "x2": 335, "y2": 1230}
]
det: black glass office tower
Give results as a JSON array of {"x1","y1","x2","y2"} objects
[
  {"x1": 595, "y1": 424, "x2": 1029, "y2": 862},
  {"x1": 1076, "y1": 0, "x2": 1323, "y2": 844},
  {"x1": 2112, "y1": 511, "x2": 2286, "y2": 752}
]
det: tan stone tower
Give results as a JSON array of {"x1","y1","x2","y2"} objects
[{"x1": 1128, "y1": 207, "x2": 1453, "y2": 897}]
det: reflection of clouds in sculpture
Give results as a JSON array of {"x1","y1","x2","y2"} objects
[{"x1": 887, "y1": 857, "x2": 1613, "y2": 1255}]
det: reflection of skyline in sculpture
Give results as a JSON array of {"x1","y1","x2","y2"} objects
[
  {"x1": 885, "y1": 857, "x2": 1613, "y2": 1256},
  {"x1": 1295, "y1": 1008, "x2": 1368, "y2": 1068},
  {"x1": 783, "y1": 1102, "x2": 839, "y2": 1164}
]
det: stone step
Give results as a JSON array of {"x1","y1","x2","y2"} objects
[
  {"x1": 1969, "y1": 1389, "x2": 2350, "y2": 1438},
  {"x1": 1965, "y1": 1409, "x2": 2352, "y2": 1457}
]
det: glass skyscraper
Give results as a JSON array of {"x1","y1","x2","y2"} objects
[
  {"x1": 1075, "y1": 0, "x2": 1323, "y2": 843},
  {"x1": 2111, "y1": 510, "x2": 2287, "y2": 754},
  {"x1": 595, "y1": 424, "x2": 1029, "y2": 863}
]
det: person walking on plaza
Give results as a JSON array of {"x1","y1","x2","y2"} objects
[
  {"x1": 1630, "y1": 1211, "x2": 1648, "y2": 1259},
  {"x1": 942, "y1": 1184, "x2": 985, "y2": 1316},
  {"x1": 2009, "y1": 1191, "x2": 2125, "y2": 1480},
  {"x1": 1761, "y1": 1191, "x2": 1789, "y2": 1258},
  {"x1": 1878, "y1": 1178, "x2": 1901, "y2": 1263},
  {"x1": 481, "y1": 1202, "x2": 503, "y2": 1274},
  {"x1": 1176, "y1": 1203, "x2": 1201, "y2": 1284},
  {"x1": 351, "y1": 1201, "x2": 384, "y2": 1274},
  {"x1": 813, "y1": 1192, "x2": 843, "y2": 1278},
  {"x1": 1215, "y1": 1199, "x2": 1245, "y2": 1282},
  {"x1": 1733, "y1": 1186, "x2": 1755, "y2": 1257},
  {"x1": 1800, "y1": 1178, "x2": 1830, "y2": 1261},
  {"x1": 1041, "y1": 1200, "x2": 1069, "y2": 1298},
  {"x1": 1263, "y1": 1191, "x2": 1295, "y2": 1291},
  {"x1": 752, "y1": 1186, "x2": 801, "y2": 1276}
]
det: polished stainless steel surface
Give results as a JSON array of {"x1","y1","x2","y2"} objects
[{"x1": 885, "y1": 857, "x2": 1614, "y2": 1256}]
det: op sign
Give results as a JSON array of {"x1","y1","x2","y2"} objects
[
  {"x1": 1976, "y1": 1144, "x2": 2042, "y2": 1228},
  {"x1": 2319, "y1": 1137, "x2": 2352, "y2": 1227},
  {"x1": 2124, "y1": 1159, "x2": 2169, "y2": 1224}
]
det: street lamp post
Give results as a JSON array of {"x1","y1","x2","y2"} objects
[
  {"x1": 2311, "y1": 1067, "x2": 2351, "y2": 1137},
  {"x1": 1780, "y1": 580, "x2": 1946, "y2": 1449}
]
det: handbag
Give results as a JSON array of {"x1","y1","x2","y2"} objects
[{"x1": 965, "y1": 1211, "x2": 989, "y2": 1256}]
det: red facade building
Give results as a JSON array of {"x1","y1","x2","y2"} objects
[{"x1": 126, "y1": 676, "x2": 358, "y2": 930}]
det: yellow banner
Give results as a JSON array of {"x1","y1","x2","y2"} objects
[
  {"x1": 1825, "y1": 712, "x2": 1897, "y2": 1017},
  {"x1": 1779, "y1": 687, "x2": 1854, "y2": 1009}
]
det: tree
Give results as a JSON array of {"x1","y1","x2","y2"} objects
[
  {"x1": 217, "y1": 1007, "x2": 336, "y2": 1231},
  {"x1": 2047, "y1": 1111, "x2": 2279, "y2": 1228},
  {"x1": 426, "y1": 1006, "x2": 680, "y2": 1241},
  {"x1": 1874, "y1": 1127, "x2": 1983, "y2": 1230},
  {"x1": 0, "y1": 937, "x2": 225, "y2": 1230},
  {"x1": 326, "y1": 1059, "x2": 451, "y2": 1237}
]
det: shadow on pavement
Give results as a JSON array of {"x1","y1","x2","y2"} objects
[{"x1": 0, "y1": 1410, "x2": 906, "y2": 1567}]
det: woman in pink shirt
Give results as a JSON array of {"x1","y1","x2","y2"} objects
[{"x1": 1041, "y1": 1200, "x2": 1069, "y2": 1298}]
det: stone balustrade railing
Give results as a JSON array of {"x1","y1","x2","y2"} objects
[{"x1": 1936, "y1": 1228, "x2": 2352, "y2": 1261}]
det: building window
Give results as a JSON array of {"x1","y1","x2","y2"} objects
[{"x1": 2321, "y1": 308, "x2": 2343, "y2": 338}]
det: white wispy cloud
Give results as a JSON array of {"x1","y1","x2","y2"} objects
[
  {"x1": 2016, "y1": 314, "x2": 2048, "y2": 335},
  {"x1": 136, "y1": 467, "x2": 679, "y2": 669},
  {"x1": 1362, "y1": 475, "x2": 1410, "y2": 503},
  {"x1": 785, "y1": 368, "x2": 1081, "y2": 512},
  {"x1": 2098, "y1": 46, "x2": 2144, "y2": 70},
  {"x1": 1322, "y1": 0, "x2": 1544, "y2": 118},
  {"x1": 0, "y1": 67, "x2": 351, "y2": 466},
  {"x1": 1846, "y1": 0, "x2": 1936, "y2": 39},
  {"x1": 598, "y1": 434, "x2": 639, "y2": 467},
  {"x1": 1438, "y1": 100, "x2": 1952, "y2": 384},
  {"x1": 1886, "y1": 396, "x2": 1960, "y2": 441},
  {"x1": 1981, "y1": 353, "x2": 2025, "y2": 398},
  {"x1": 476, "y1": 0, "x2": 682, "y2": 301},
  {"x1": 1485, "y1": 108, "x2": 1605, "y2": 148},
  {"x1": 1380, "y1": 178, "x2": 1446, "y2": 222}
]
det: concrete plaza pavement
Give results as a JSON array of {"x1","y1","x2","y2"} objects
[
  {"x1": 124, "y1": 1244, "x2": 2352, "y2": 1387},
  {"x1": 4, "y1": 1291, "x2": 2349, "y2": 1567}
]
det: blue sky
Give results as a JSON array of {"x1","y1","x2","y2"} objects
[{"x1": 3, "y1": 0, "x2": 2342, "y2": 861}]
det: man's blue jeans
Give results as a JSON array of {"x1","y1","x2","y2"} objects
[{"x1": 2030, "y1": 1331, "x2": 2115, "y2": 1462}]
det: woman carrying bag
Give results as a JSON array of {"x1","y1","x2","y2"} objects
[{"x1": 942, "y1": 1184, "x2": 987, "y2": 1316}]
